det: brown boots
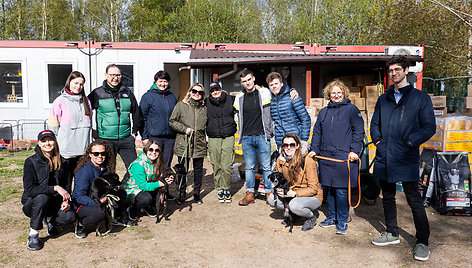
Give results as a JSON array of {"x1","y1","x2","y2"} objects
[{"x1": 238, "y1": 191, "x2": 255, "y2": 206}]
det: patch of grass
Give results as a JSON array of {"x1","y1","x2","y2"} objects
[
  {"x1": 0, "y1": 251, "x2": 17, "y2": 264},
  {"x1": 0, "y1": 167, "x2": 23, "y2": 179},
  {"x1": 0, "y1": 185, "x2": 22, "y2": 202},
  {"x1": 129, "y1": 226, "x2": 154, "y2": 240},
  {"x1": 16, "y1": 233, "x2": 28, "y2": 244},
  {"x1": 0, "y1": 217, "x2": 23, "y2": 228},
  {"x1": 0, "y1": 157, "x2": 25, "y2": 168}
]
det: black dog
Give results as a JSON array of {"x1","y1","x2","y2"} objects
[
  {"x1": 156, "y1": 163, "x2": 187, "y2": 223},
  {"x1": 268, "y1": 171, "x2": 295, "y2": 233},
  {"x1": 90, "y1": 173, "x2": 128, "y2": 234}
]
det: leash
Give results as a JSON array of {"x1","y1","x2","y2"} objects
[
  {"x1": 312, "y1": 155, "x2": 362, "y2": 208},
  {"x1": 96, "y1": 194, "x2": 120, "y2": 237},
  {"x1": 178, "y1": 131, "x2": 193, "y2": 190}
]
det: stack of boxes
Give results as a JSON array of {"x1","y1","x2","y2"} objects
[
  {"x1": 464, "y1": 85, "x2": 472, "y2": 113},
  {"x1": 422, "y1": 116, "x2": 472, "y2": 172},
  {"x1": 430, "y1": 95, "x2": 447, "y2": 117}
]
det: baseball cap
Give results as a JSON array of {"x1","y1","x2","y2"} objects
[
  {"x1": 38, "y1": 130, "x2": 56, "y2": 141},
  {"x1": 209, "y1": 82, "x2": 222, "y2": 92}
]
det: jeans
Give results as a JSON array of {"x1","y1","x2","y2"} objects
[
  {"x1": 150, "y1": 136, "x2": 175, "y2": 168},
  {"x1": 241, "y1": 134, "x2": 272, "y2": 193},
  {"x1": 103, "y1": 135, "x2": 137, "y2": 169},
  {"x1": 380, "y1": 180, "x2": 430, "y2": 246},
  {"x1": 22, "y1": 194, "x2": 76, "y2": 230},
  {"x1": 268, "y1": 194, "x2": 321, "y2": 218},
  {"x1": 208, "y1": 136, "x2": 234, "y2": 191},
  {"x1": 325, "y1": 187, "x2": 349, "y2": 225}
]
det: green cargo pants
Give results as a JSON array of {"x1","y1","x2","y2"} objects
[{"x1": 208, "y1": 136, "x2": 235, "y2": 191}]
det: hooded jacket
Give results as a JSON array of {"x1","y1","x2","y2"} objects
[
  {"x1": 169, "y1": 99, "x2": 207, "y2": 158},
  {"x1": 139, "y1": 84, "x2": 177, "y2": 139},
  {"x1": 88, "y1": 80, "x2": 140, "y2": 139},
  {"x1": 206, "y1": 91, "x2": 237, "y2": 138},
  {"x1": 233, "y1": 87, "x2": 273, "y2": 141},
  {"x1": 270, "y1": 83, "x2": 311, "y2": 145},
  {"x1": 311, "y1": 99, "x2": 364, "y2": 188},
  {"x1": 21, "y1": 146, "x2": 69, "y2": 204},
  {"x1": 50, "y1": 89, "x2": 92, "y2": 158},
  {"x1": 370, "y1": 84, "x2": 435, "y2": 183}
]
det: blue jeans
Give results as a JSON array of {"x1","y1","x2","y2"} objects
[
  {"x1": 326, "y1": 187, "x2": 349, "y2": 225},
  {"x1": 241, "y1": 134, "x2": 272, "y2": 193}
]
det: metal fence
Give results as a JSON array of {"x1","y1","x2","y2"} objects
[
  {"x1": 423, "y1": 76, "x2": 471, "y2": 113},
  {"x1": 0, "y1": 119, "x2": 48, "y2": 155}
]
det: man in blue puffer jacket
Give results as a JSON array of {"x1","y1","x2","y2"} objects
[{"x1": 267, "y1": 72, "x2": 311, "y2": 152}]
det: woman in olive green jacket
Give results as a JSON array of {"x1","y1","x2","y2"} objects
[{"x1": 169, "y1": 83, "x2": 207, "y2": 204}]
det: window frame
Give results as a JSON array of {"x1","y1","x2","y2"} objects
[
  {"x1": 103, "y1": 61, "x2": 137, "y2": 94},
  {"x1": 0, "y1": 59, "x2": 28, "y2": 108},
  {"x1": 43, "y1": 60, "x2": 78, "y2": 108}
]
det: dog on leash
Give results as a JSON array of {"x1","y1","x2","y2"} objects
[
  {"x1": 268, "y1": 171, "x2": 295, "y2": 233},
  {"x1": 90, "y1": 173, "x2": 128, "y2": 234},
  {"x1": 156, "y1": 163, "x2": 187, "y2": 223}
]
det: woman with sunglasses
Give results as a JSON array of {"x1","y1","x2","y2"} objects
[
  {"x1": 169, "y1": 83, "x2": 207, "y2": 204},
  {"x1": 21, "y1": 130, "x2": 76, "y2": 250},
  {"x1": 267, "y1": 133, "x2": 323, "y2": 231},
  {"x1": 308, "y1": 80, "x2": 364, "y2": 235},
  {"x1": 48, "y1": 71, "x2": 92, "y2": 195},
  {"x1": 121, "y1": 141, "x2": 174, "y2": 219},
  {"x1": 72, "y1": 140, "x2": 116, "y2": 238}
]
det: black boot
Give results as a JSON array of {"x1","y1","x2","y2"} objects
[{"x1": 194, "y1": 193, "x2": 203, "y2": 204}]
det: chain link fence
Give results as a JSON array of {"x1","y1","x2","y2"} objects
[{"x1": 423, "y1": 76, "x2": 471, "y2": 114}]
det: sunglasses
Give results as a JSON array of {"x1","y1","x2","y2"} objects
[
  {"x1": 91, "y1": 151, "x2": 106, "y2": 157},
  {"x1": 191, "y1": 89, "x2": 204, "y2": 95},
  {"x1": 282, "y1": 143, "x2": 297, "y2": 149},
  {"x1": 148, "y1": 147, "x2": 160, "y2": 153}
]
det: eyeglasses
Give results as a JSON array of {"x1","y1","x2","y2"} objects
[
  {"x1": 92, "y1": 151, "x2": 106, "y2": 157},
  {"x1": 107, "y1": 73, "x2": 121, "y2": 78},
  {"x1": 282, "y1": 143, "x2": 297, "y2": 149},
  {"x1": 330, "y1": 92, "x2": 343, "y2": 96},
  {"x1": 191, "y1": 89, "x2": 204, "y2": 95},
  {"x1": 388, "y1": 67, "x2": 403, "y2": 74},
  {"x1": 148, "y1": 147, "x2": 160, "y2": 153}
]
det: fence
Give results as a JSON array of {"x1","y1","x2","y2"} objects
[
  {"x1": 0, "y1": 119, "x2": 48, "y2": 154},
  {"x1": 423, "y1": 76, "x2": 472, "y2": 113}
]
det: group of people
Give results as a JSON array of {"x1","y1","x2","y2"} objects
[{"x1": 21, "y1": 56, "x2": 435, "y2": 261}]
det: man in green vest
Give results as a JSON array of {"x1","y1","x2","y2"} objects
[{"x1": 88, "y1": 64, "x2": 141, "y2": 168}]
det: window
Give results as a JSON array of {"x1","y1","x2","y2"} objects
[
  {"x1": 0, "y1": 63, "x2": 23, "y2": 103},
  {"x1": 116, "y1": 65, "x2": 134, "y2": 92},
  {"x1": 48, "y1": 64, "x2": 73, "y2": 103}
]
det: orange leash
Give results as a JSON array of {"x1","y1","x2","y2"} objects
[{"x1": 313, "y1": 155, "x2": 362, "y2": 208}]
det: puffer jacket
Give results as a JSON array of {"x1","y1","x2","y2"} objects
[
  {"x1": 121, "y1": 152, "x2": 161, "y2": 202},
  {"x1": 21, "y1": 145, "x2": 69, "y2": 204},
  {"x1": 270, "y1": 83, "x2": 311, "y2": 145},
  {"x1": 169, "y1": 99, "x2": 207, "y2": 158},
  {"x1": 275, "y1": 154, "x2": 323, "y2": 201},
  {"x1": 206, "y1": 91, "x2": 237, "y2": 138},
  {"x1": 370, "y1": 83, "x2": 435, "y2": 183},
  {"x1": 140, "y1": 84, "x2": 177, "y2": 139},
  {"x1": 311, "y1": 99, "x2": 364, "y2": 188},
  {"x1": 50, "y1": 89, "x2": 92, "y2": 158}
]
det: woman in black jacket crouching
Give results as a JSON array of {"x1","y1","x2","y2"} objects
[{"x1": 21, "y1": 130, "x2": 76, "y2": 251}]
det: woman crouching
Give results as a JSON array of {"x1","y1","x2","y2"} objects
[
  {"x1": 267, "y1": 133, "x2": 323, "y2": 231},
  {"x1": 22, "y1": 130, "x2": 76, "y2": 250}
]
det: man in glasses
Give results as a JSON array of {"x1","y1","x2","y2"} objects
[
  {"x1": 88, "y1": 64, "x2": 141, "y2": 169},
  {"x1": 266, "y1": 72, "x2": 310, "y2": 153},
  {"x1": 370, "y1": 55, "x2": 435, "y2": 261}
]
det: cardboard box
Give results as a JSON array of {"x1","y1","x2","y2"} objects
[
  {"x1": 337, "y1": 76, "x2": 354, "y2": 88},
  {"x1": 430, "y1": 96, "x2": 446, "y2": 108},
  {"x1": 468, "y1": 85, "x2": 472, "y2": 97},
  {"x1": 350, "y1": 92, "x2": 361, "y2": 98},
  {"x1": 309, "y1": 98, "x2": 327, "y2": 108},
  {"x1": 361, "y1": 86, "x2": 382, "y2": 99},
  {"x1": 350, "y1": 87, "x2": 361, "y2": 93},
  {"x1": 354, "y1": 74, "x2": 374, "y2": 87},
  {"x1": 465, "y1": 97, "x2": 472, "y2": 109},
  {"x1": 351, "y1": 98, "x2": 365, "y2": 110},
  {"x1": 434, "y1": 107, "x2": 447, "y2": 117},
  {"x1": 366, "y1": 99, "x2": 377, "y2": 113}
]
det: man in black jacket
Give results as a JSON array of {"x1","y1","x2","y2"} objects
[
  {"x1": 88, "y1": 64, "x2": 141, "y2": 168},
  {"x1": 370, "y1": 56, "x2": 435, "y2": 261}
]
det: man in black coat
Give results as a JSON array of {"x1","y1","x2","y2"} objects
[{"x1": 370, "y1": 56, "x2": 435, "y2": 261}]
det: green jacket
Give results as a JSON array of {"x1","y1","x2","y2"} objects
[
  {"x1": 88, "y1": 81, "x2": 141, "y2": 139},
  {"x1": 121, "y1": 152, "x2": 161, "y2": 202},
  {"x1": 169, "y1": 99, "x2": 207, "y2": 158}
]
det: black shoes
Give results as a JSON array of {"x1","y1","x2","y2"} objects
[
  {"x1": 301, "y1": 215, "x2": 318, "y2": 231},
  {"x1": 194, "y1": 193, "x2": 203, "y2": 205},
  {"x1": 44, "y1": 218, "x2": 58, "y2": 237},
  {"x1": 27, "y1": 234, "x2": 43, "y2": 251},
  {"x1": 75, "y1": 221, "x2": 87, "y2": 239}
]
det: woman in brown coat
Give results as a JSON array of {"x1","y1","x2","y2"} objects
[{"x1": 267, "y1": 133, "x2": 323, "y2": 231}]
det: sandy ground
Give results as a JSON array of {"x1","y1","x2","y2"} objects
[{"x1": 0, "y1": 158, "x2": 471, "y2": 268}]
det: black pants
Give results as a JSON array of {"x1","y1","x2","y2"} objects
[
  {"x1": 134, "y1": 191, "x2": 157, "y2": 211},
  {"x1": 176, "y1": 157, "x2": 204, "y2": 197},
  {"x1": 150, "y1": 136, "x2": 175, "y2": 169},
  {"x1": 380, "y1": 180, "x2": 430, "y2": 245},
  {"x1": 76, "y1": 205, "x2": 106, "y2": 226},
  {"x1": 22, "y1": 194, "x2": 75, "y2": 230},
  {"x1": 63, "y1": 156, "x2": 80, "y2": 186},
  {"x1": 103, "y1": 135, "x2": 137, "y2": 169}
]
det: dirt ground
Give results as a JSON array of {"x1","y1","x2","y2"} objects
[{"x1": 0, "y1": 157, "x2": 471, "y2": 268}]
